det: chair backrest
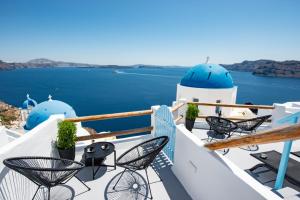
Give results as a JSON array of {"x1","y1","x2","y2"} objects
[
  {"x1": 206, "y1": 116, "x2": 237, "y2": 134},
  {"x1": 236, "y1": 115, "x2": 271, "y2": 132},
  {"x1": 3, "y1": 157, "x2": 84, "y2": 187},
  {"x1": 116, "y1": 136, "x2": 169, "y2": 170},
  {"x1": 3, "y1": 157, "x2": 84, "y2": 171}
]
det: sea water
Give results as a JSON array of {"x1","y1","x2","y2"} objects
[{"x1": 1, "y1": 67, "x2": 300, "y2": 132}]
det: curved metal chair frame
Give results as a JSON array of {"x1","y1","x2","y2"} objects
[
  {"x1": 206, "y1": 116, "x2": 238, "y2": 138},
  {"x1": 3, "y1": 156, "x2": 90, "y2": 200},
  {"x1": 205, "y1": 116, "x2": 238, "y2": 155},
  {"x1": 235, "y1": 115, "x2": 272, "y2": 151},
  {"x1": 113, "y1": 136, "x2": 169, "y2": 199},
  {"x1": 235, "y1": 115, "x2": 272, "y2": 133}
]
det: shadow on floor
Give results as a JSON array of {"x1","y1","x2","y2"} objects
[
  {"x1": 150, "y1": 152, "x2": 192, "y2": 200},
  {"x1": 247, "y1": 165, "x2": 300, "y2": 195},
  {"x1": 76, "y1": 166, "x2": 108, "y2": 182},
  {"x1": 0, "y1": 167, "x2": 39, "y2": 200},
  {"x1": 33, "y1": 185, "x2": 75, "y2": 200},
  {"x1": 104, "y1": 171, "x2": 149, "y2": 200}
]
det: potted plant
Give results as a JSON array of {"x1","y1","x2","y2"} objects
[
  {"x1": 56, "y1": 121, "x2": 77, "y2": 160},
  {"x1": 185, "y1": 104, "x2": 199, "y2": 131}
]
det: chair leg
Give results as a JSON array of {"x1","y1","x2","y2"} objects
[
  {"x1": 113, "y1": 168, "x2": 126, "y2": 190},
  {"x1": 74, "y1": 175, "x2": 91, "y2": 191},
  {"x1": 32, "y1": 185, "x2": 41, "y2": 200},
  {"x1": 145, "y1": 168, "x2": 153, "y2": 199},
  {"x1": 48, "y1": 187, "x2": 50, "y2": 200}
]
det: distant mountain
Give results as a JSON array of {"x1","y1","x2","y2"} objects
[
  {"x1": 25, "y1": 58, "x2": 107, "y2": 68},
  {"x1": 27, "y1": 58, "x2": 57, "y2": 64},
  {"x1": 221, "y1": 60, "x2": 300, "y2": 78},
  {"x1": 0, "y1": 58, "x2": 184, "y2": 70},
  {"x1": 1, "y1": 58, "x2": 300, "y2": 78},
  {"x1": 0, "y1": 58, "x2": 125, "y2": 69}
]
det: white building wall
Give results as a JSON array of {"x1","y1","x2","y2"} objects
[
  {"x1": 0, "y1": 115, "x2": 64, "y2": 200},
  {"x1": 172, "y1": 124, "x2": 282, "y2": 200},
  {"x1": 176, "y1": 84, "x2": 237, "y2": 116},
  {"x1": 271, "y1": 102, "x2": 300, "y2": 128}
]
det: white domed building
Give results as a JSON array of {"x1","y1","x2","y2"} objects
[
  {"x1": 24, "y1": 98, "x2": 77, "y2": 130},
  {"x1": 23, "y1": 96, "x2": 89, "y2": 137},
  {"x1": 176, "y1": 63, "x2": 238, "y2": 116}
]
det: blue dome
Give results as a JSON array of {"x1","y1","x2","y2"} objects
[
  {"x1": 24, "y1": 100, "x2": 76, "y2": 130},
  {"x1": 180, "y1": 64, "x2": 234, "y2": 88}
]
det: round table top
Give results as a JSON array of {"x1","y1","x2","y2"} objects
[{"x1": 84, "y1": 142, "x2": 115, "y2": 160}]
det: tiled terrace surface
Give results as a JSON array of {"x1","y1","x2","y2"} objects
[{"x1": 20, "y1": 139, "x2": 192, "y2": 200}]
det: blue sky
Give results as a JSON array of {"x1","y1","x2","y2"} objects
[{"x1": 0, "y1": 0, "x2": 299, "y2": 65}]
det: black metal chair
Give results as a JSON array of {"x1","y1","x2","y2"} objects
[
  {"x1": 205, "y1": 116, "x2": 237, "y2": 155},
  {"x1": 235, "y1": 115, "x2": 271, "y2": 151},
  {"x1": 235, "y1": 115, "x2": 272, "y2": 133},
  {"x1": 113, "y1": 136, "x2": 169, "y2": 199},
  {"x1": 206, "y1": 116, "x2": 238, "y2": 139},
  {"x1": 3, "y1": 156, "x2": 90, "y2": 200}
]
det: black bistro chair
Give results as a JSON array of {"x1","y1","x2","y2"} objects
[
  {"x1": 3, "y1": 156, "x2": 90, "y2": 200},
  {"x1": 205, "y1": 116, "x2": 237, "y2": 155},
  {"x1": 206, "y1": 116, "x2": 238, "y2": 140},
  {"x1": 235, "y1": 115, "x2": 272, "y2": 151},
  {"x1": 235, "y1": 115, "x2": 272, "y2": 134},
  {"x1": 113, "y1": 136, "x2": 169, "y2": 199}
]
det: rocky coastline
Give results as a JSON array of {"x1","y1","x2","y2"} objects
[{"x1": 0, "y1": 101, "x2": 22, "y2": 128}]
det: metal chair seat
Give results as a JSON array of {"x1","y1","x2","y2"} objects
[{"x1": 114, "y1": 136, "x2": 169, "y2": 199}]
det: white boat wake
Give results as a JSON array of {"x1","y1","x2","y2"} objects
[{"x1": 114, "y1": 70, "x2": 181, "y2": 78}]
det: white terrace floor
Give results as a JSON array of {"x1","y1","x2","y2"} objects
[
  {"x1": 193, "y1": 127, "x2": 300, "y2": 199},
  {"x1": 29, "y1": 137, "x2": 192, "y2": 200}
]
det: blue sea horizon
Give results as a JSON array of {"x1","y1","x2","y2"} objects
[{"x1": 1, "y1": 67, "x2": 300, "y2": 133}]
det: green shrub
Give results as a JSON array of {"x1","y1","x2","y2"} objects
[
  {"x1": 186, "y1": 104, "x2": 199, "y2": 120},
  {"x1": 57, "y1": 121, "x2": 77, "y2": 149}
]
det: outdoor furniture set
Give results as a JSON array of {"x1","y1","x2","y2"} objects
[
  {"x1": 3, "y1": 136, "x2": 169, "y2": 200},
  {"x1": 206, "y1": 115, "x2": 272, "y2": 140},
  {"x1": 205, "y1": 115, "x2": 272, "y2": 154}
]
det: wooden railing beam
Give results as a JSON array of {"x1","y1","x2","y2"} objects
[
  {"x1": 197, "y1": 115, "x2": 272, "y2": 122},
  {"x1": 189, "y1": 102, "x2": 274, "y2": 110},
  {"x1": 76, "y1": 126, "x2": 153, "y2": 141},
  {"x1": 66, "y1": 109, "x2": 153, "y2": 123},
  {"x1": 204, "y1": 123, "x2": 300, "y2": 150},
  {"x1": 172, "y1": 102, "x2": 185, "y2": 113},
  {"x1": 175, "y1": 115, "x2": 184, "y2": 123}
]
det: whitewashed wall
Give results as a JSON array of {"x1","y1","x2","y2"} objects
[
  {"x1": 271, "y1": 102, "x2": 300, "y2": 128},
  {"x1": 176, "y1": 84, "x2": 237, "y2": 116},
  {"x1": 0, "y1": 115, "x2": 63, "y2": 200},
  {"x1": 171, "y1": 124, "x2": 281, "y2": 200}
]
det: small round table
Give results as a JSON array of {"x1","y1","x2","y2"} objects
[{"x1": 84, "y1": 142, "x2": 116, "y2": 179}]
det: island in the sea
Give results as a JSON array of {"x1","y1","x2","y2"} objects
[
  {"x1": 222, "y1": 60, "x2": 300, "y2": 78},
  {"x1": 1, "y1": 58, "x2": 300, "y2": 78}
]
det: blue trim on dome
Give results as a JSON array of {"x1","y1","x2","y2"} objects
[
  {"x1": 24, "y1": 100, "x2": 76, "y2": 130},
  {"x1": 180, "y1": 64, "x2": 234, "y2": 89}
]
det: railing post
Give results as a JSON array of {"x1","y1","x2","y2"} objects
[
  {"x1": 274, "y1": 115, "x2": 299, "y2": 190},
  {"x1": 274, "y1": 140, "x2": 293, "y2": 190}
]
